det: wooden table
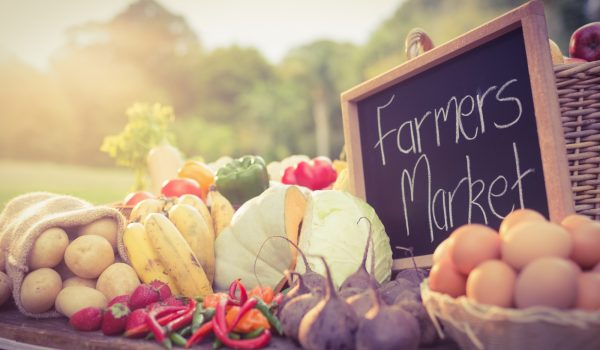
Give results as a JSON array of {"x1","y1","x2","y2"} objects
[
  {"x1": 0, "y1": 302, "x2": 459, "y2": 350},
  {"x1": 0, "y1": 302, "x2": 301, "y2": 350}
]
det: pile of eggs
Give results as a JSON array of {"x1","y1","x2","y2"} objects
[{"x1": 429, "y1": 210, "x2": 600, "y2": 310}]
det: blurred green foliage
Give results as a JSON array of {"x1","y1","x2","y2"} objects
[
  {"x1": 0, "y1": 0, "x2": 591, "y2": 167},
  {"x1": 101, "y1": 102, "x2": 175, "y2": 189}
]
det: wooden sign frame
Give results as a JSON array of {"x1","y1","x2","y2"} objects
[{"x1": 340, "y1": 1, "x2": 574, "y2": 270}]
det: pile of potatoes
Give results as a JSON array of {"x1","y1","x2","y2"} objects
[
  {"x1": 429, "y1": 210, "x2": 600, "y2": 311},
  {"x1": 12, "y1": 218, "x2": 140, "y2": 317}
]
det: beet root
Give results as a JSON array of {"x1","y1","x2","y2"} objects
[
  {"x1": 280, "y1": 292, "x2": 322, "y2": 341},
  {"x1": 346, "y1": 289, "x2": 376, "y2": 318},
  {"x1": 396, "y1": 298, "x2": 440, "y2": 347},
  {"x1": 298, "y1": 256, "x2": 359, "y2": 350},
  {"x1": 339, "y1": 217, "x2": 379, "y2": 292},
  {"x1": 378, "y1": 278, "x2": 418, "y2": 305},
  {"x1": 355, "y1": 304, "x2": 420, "y2": 350}
]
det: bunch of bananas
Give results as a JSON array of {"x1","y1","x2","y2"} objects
[{"x1": 123, "y1": 190, "x2": 235, "y2": 298}]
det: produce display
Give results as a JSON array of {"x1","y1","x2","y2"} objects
[
  {"x1": 1, "y1": 20, "x2": 600, "y2": 350},
  {"x1": 0, "y1": 143, "x2": 598, "y2": 350}
]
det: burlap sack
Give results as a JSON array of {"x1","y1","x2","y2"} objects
[{"x1": 0, "y1": 192, "x2": 129, "y2": 318}]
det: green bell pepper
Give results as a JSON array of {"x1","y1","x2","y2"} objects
[{"x1": 215, "y1": 155, "x2": 270, "y2": 205}]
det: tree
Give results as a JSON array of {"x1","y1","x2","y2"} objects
[
  {"x1": 50, "y1": 0, "x2": 202, "y2": 165},
  {"x1": 0, "y1": 57, "x2": 79, "y2": 162},
  {"x1": 280, "y1": 40, "x2": 360, "y2": 158}
]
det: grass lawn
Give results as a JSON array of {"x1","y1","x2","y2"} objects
[{"x1": 0, "y1": 159, "x2": 135, "y2": 208}]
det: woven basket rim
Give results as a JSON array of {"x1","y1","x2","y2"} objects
[
  {"x1": 420, "y1": 278, "x2": 600, "y2": 326},
  {"x1": 554, "y1": 59, "x2": 600, "y2": 75}
]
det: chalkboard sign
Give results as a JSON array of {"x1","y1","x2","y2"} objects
[{"x1": 341, "y1": 1, "x2": 574, "y2": 269}]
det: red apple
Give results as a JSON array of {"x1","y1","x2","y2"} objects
[
  {"x1": 161, "y1": 178, "x2": 202, "y2": 198},
  {"x1": 569, "y1": 22, "x2": 600, "y2": 62},
  {"x1": 123, "y1": 191, "x2": 156, "y2": 206}
]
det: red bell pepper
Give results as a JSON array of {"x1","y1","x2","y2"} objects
[{"x1": 281, "y1": 157, "x2": 337, "y2": 190}]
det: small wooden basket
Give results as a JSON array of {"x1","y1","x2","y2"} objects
[{"x1": 555, "y1": 60, "x2": 600, "y2": 220}]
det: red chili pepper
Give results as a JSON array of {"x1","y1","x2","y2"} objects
[
  {"x1": 228, "y1": 279, "x2": 248, "y2": 305},
  {"x1": 272, "y1": 292, "x2": 284, "y2": 306},
  {"x1": 281, "y1": 158, "x2": 337, "y2": 190},
  {"x1": 185, "y1": 320, "x2": 214, "y2": 348},
  {"x1": 125, "y1": 307, "x2": 188, "y2": 338},
  {"x1": 146, "y1": 312, "x2": 167, "y2": 344},
  {"x1": 165, "y1": 299, "x2": 196, "y2": 333},
  {"x1": 150, "y1": 305, "x2": 189, "y2": 319},
  {"x1": 213, "y1": 297, "x2": 272, "y2": 349}
]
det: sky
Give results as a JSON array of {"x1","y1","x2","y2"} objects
[{"x1": 0, "y1": 0, "x2": 403, "y2": 71}]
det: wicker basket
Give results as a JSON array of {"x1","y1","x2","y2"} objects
[
  {"x1": 421, "y1": 280, "x2": 600, "y2": 350},
  {"x1": 555, "y1": 60, "x2": 600, "y2": 220}
]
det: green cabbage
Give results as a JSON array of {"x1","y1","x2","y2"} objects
[{"x1": 296, "y1": 190, "x2": 393, "y2": 288}]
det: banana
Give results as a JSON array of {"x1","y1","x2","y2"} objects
[
  {"x1": 207, "y1": 189, "x2": 235, "y2": 237},
  {"x1": 177, "y1": 194, "x2": 214, "y2": 238},
  {"x1": 129, "y1": 198, "x2": 167, "y2": 223},
  {"x1": 167, "y1": 204, "x2": 215, "y2": 284},
  {"x1": 122, "y1": 222, "x2": 180, "y2": 294},
  {"x1": 144, "y1": 213, "x2": 213, "y2": 298}
]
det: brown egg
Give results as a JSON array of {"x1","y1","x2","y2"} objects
[
  {"x1": 450, "y1": 224, "x2": 501, "y2": 275},
  {"x1": 561, "y1": 215, "x2": 600, "y2": 269},
  {"x1": 575, "y1": 272, "x2": 600, "y2": 310},
  {"x1": 515, "y1": 257, "x2": 579, "y2": 309},
  {"x1": 429, "y1": 259, "x2": 466, "y2": 298},
  {"x1": 502, "y1": 221, "x2": 572, "y2": 270},
  {"x1": 432, "y1": 237, "x2": 452, "y2": 264},
  {"x1": 466, "y1": 260, "x2": 516, "y2": 307},
  {"x1": 561, "y1": 214, "x2": 592, "y2": 229},
  {"x1": 499, "y1": 209, "x2": 546, "y2": 239}
]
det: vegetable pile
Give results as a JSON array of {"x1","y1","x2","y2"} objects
[
  {"x1": 275, "y1": 222, "x2": 439, "y2": 350},
  {"x1": 68, "y1": 279, "x2": 283, "y2": 350}
]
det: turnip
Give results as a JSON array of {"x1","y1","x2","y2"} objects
[
  {"x1": 396, "y1": 298, "x2": 440, "y2": 347},
  {"x1": 394, "y1": 246, "x2": 428, "y2": 286},
  {"x1": 278, "y1": 271, "x2": 312, "y2": 316},
  {"x1": 255, "y1": 235, "x2": 326, "y2": 294},
  {"x1": 378, "y1": 278, "x2": 417, "y2": 305},
  {"x1": 395, "y1": 268, "x2": 428, "y2": 286},
  {"x1": 339, "y1": 218, "x2": 379, "y2": 297},
  {"x1": 355, "y1": 289, "x2": 420, "y2": 350},
  {"x1": 279, "y1": 272, "x2": 323, "y2": 341},
  {"x1": 298, "y1": 256, "x2": 359, "y2": 350},
  {"x1": 346, "y1": 288, "x2": 377, "y2": 318}
]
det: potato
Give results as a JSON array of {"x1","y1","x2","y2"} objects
[
  {"x1": 63, "y1": 276, "x2": 97, "y2": 289},
  {"x1": 0, "y1": 271, "x2": 12, "y2": 306},
  {"x1": 20, "y1": 268, "x2": 62, "y2": 313},
  {"x1": 64, "y1": 235, "x2": 114, "y2": 278},
  {"x1": 29, "y1": 227, "x2": 69, "y2": 269},
  {"x1": 77, "y1": 218, "x2": 118, "y2": 250},
  {"x1": 55, "y1": 286, "x2": 107, "y2": 317},
  {"x1": 96, "y1": 263, "x2": 140, "y2": 301}
]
